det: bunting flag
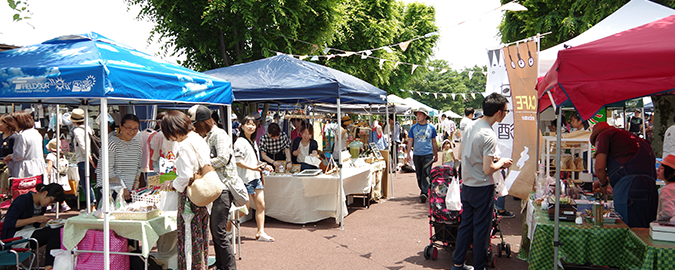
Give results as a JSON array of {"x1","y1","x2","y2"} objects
[
  {"x1": 394, "y1": 62, "x2": 400, "y2": 68},
  {"x1": 440, "y1": 69, "x2": 448, "y2": 74},
  {"x1": 469, "y1": 71, "x2": 474, "y2": 80},
  {"x1": 502, "y1": 40, "x2": 539, "y2": 200},
  {"x1": 429, "y1": 67, "x2": 435, "y2": 71},
  {"x1": 322, "y1": 48, "x2": 331, "y2": 54},
  {"x1": 399, "y1": 40, "x2": 411, "y2": 51},
  {"x1": 379, "y1": 59, "x2": 386, "y2": 69},
  {"x1": 417, "y1": 91, "x2": 421, "y2": 96},
  {"x1": 383, "y1": 47, "x2": 394, "y2": 53},
  {"x1": 442, "y1": 93, "x2": 447, "y2": 98},
  {"x1": 299, "y1": 55, "x2": 308, "y2": 60},
  {"x1": 411, "y1": 64, "x2": 418, "y2": 74},
  {"x1": 310, "y1": 55, "x2": 319, "y2": 61},
  {"x1": 471, "y1": 93, "x2": 476, "y2": 99},
  {"x1": 452, "y1": 93, "x2": 456, "y2": 100},
  {"x1": 326, "y1": 55, "x2": 335, "y2": 61},
  {"x1": 433, "y1": 93, "x2": 438, "y2": 98},
  {"x1": 461, "y1": 93, "x2": 466, "y2": 100}
]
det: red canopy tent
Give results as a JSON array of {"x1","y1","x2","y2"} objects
[{"x1": 537, "y1": 15, "x2": 675, "y2": 120}]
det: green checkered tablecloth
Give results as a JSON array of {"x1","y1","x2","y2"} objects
[
  {"x1": 622, "y1": 228, "x2": 675, "y2": 270},
  {"x1": 520, "y1": 198, "x2": 675, "y2": 270}
]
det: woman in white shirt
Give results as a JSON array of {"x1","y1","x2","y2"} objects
[
  {"x1": 159, "y1": 111, "x2": 212, "y2": 270},
  {"x1": 3, "y1": 111, "x2": 46, "y2": 179},
  {"x1": 234, "y1": 115, "x2": 275, "y2": 242}
]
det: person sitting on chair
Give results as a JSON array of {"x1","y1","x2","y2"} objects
[
  {"x1": 291, "y1": 124, "x2": 319, "y2": 171},
  {"x1": 1, "y1": 183, "x2": 65, "y2": 270}
]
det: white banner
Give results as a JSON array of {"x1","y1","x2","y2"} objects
[{"x1": 486, "y1": 49, "x2": 514, "y2": 159}]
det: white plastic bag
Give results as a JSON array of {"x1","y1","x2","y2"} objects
[
  {"x1": 445, "y1": 177, "x2": 462, "y2": 211},
  {"x1": 494, "y1": 169, "x2": 509, "y2": 197},
  {"x1": 159, "y1": 191, "x2": 179, "y2": 212},
  {"x1": 51, "y1": 249, "x2": 73, "y2": 270}
]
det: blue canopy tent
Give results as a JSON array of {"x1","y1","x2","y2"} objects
[
  {"x1": 205, "y1": 54, "x2": 387, "y2": 229},
  {"x1": 0, "y1": 32, "x2": 232, "y2": 270},
  {"x1": 204, "y1": 54, "x2": 386, "y2": 104}
]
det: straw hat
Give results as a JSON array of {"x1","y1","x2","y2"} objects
[
  {"x1": 590, "y1": 122, "x2": 613, "y2": 145},
  {"x1": 46, "y1": 138, "x2": 59, "y2": 152},
  {"x1": 341, "y1": 115, "x2": 353, "y2": 126},
  {"x1": 70, "y1": 108, "x2": 85, "y2": 123},
  {"x1": 660, "y1": 154, "x2": 675, "y2": 169}
]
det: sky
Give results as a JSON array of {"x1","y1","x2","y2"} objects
[{"x1": 0, "y1": 0, "x2": 507, "y2": 70}]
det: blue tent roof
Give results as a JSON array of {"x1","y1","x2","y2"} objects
[
  {"x1": 204, "y1": 55, "x2": 386, "y2": 104},
  {"x1": 0, "y1": 32, "x2": 232, "y2": 106}
]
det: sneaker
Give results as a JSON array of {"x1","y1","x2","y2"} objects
[
  {"x1": 498, "y1": 210, "x2": 515, "y2": 219},
  {"x1": 419, "y1": 194, "x2": 428, "y2": 203},
  {"x1": 451, "y1": 264, "x2": 474, "y2": 270},
  {"x1": 61, "y1": 203, "x2": 71, "y2": 212}
]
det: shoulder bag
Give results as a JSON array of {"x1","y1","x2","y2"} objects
[
  {"x1": 187, "y1": 142, "x2": 226, "y2": 207},
  {"x1": 211, "y1": 138, "x2": 248, "y2": 207}
]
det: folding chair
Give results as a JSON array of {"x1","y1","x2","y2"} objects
[
  {"x1": 9, "y1": 175, "x2": 43, "y2": 201},
  {"x1": 229, "y1": 205, "x2": 248, "y2": 260},
  {"x1": 0, "y1": 222, "x2": 39, "y2": 270}
]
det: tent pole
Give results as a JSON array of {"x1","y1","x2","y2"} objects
[
  {"x1": 337, "y1": 98, "x2": 344, "y2": 230},
  {"x1": 84, "y1": 106, "x2": 92, "y2": 213},
  {"x1": 55, "y1": 104, "x2": 61, "y2": 219},
  {"x1": 553, "y1": 105, "x2": 563, "y2": 270},
  {"x1": 391, "y1": 110, "x2": 396, "y2": 197},
  {"x1": 226, "y1": 105, "x2": 233, "y2": 136},
  {"x1": 386, "y1": 103, "x2": 392, "y2": 199},
  {"x1": 642, "y1": 105, "x2": 646, "y2": 139},
  {"x1": 101, "y1": 99, "x2": 110, "y2": 270}
]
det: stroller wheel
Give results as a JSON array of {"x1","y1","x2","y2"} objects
[
  {"x1": 424, "y1": 245, "x2": 432, "y2": 260},
  {"x1": 505, "y1": 243, "x2": 512, "y2": 258},
  {"x1": 487, "y1": 246, "x2": 496, "y2": 268},
  {"x1": 497, "y1": 243, "x2": 502, "y2": 257},
  {"x1": 431, "y1": 246, "x2": 438, "y2": 260}
]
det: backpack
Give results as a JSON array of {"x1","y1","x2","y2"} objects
[
  {"x1": 57, "y1": 156, "x2": 69, "y2": 176},
  {"x1": 76, "y1": 127, "x2": 102, "y2": 165}
]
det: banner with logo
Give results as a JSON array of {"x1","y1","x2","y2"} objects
[
  {"x1": 502, "y1": 40, "x2": 539, "y2": 200},
  {"x1": 486, "y1": 49, "x2": 514, "y2": 160}
]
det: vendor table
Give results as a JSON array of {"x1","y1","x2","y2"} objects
[
  {"x1": 623, "y1": 228, "x2": 675, "y2": 270},
  {"x1": 62, "y1": 212, "x2": 178, "y2": 257},
  {"x1": 262, "y1": 160, "x2": 385, "y2": 224},
  {"x1": 519, "y1": 197, "x2": 629, "y2": 269}
]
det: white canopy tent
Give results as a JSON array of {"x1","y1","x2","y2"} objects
[
  {"x1": 538, "y1": 0, "x2": 675, "y2": 76},
  {"x1": 387, "y1": 95, "x2": 440, "y2": 116}
]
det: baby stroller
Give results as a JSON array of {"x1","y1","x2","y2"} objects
[{"x1": 423, "y1": 165, "x2": 461, "y2": 260}]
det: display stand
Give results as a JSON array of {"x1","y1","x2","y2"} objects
[{"x1": 541, "y1": 136, "x2": 593, "y2": 183}]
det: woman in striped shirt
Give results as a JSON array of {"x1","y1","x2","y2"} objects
[{"x1": 96, "y1": 114, "x2": 142, "y2": 201}]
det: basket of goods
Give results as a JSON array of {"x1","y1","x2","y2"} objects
[
  {"x1": 131, "y1": 186, "x2": 162, "y2": 206},
  {"x1": 113, "y1": 201, "x2": 161, "y2": 220}
]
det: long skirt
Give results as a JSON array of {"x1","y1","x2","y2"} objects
[{"x1": 177, "y1": 191, "x2": 210, "y2": 270}]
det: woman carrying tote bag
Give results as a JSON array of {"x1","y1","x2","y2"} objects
[{"x1": 159, "y1": 110, "x2": 211, "y2": 270}]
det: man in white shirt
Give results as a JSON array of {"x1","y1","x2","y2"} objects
[
  {"x1": 441, "y1": 114, "x2": 456, "y2": 141},
  {"x1": 459, "y1": 107, "x2": 475, "y2": 139},
  {"x1": 663, "y1": 115, "x2": 675, "y2": 158}
]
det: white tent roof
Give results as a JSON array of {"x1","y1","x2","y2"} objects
[
  {"x1": 538, "y1": 0, "x2": 675, "y2": 76},
  {"x1": 387, "y1": 94, "x2": 440, "y2": 116},
  {"x1": 442, "y1": 110, "x2": 463, "y2": 119}
]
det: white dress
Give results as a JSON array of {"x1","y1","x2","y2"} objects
[{"x1": 45, "y1": 153, "x2": 72, "y2": 191}]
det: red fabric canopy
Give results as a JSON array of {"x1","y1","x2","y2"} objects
[{"x1": 536, "y1": 15, "x2": 675, "y2": 120}]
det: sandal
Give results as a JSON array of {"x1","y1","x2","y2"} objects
[{"x1": 256, "y1": 233, "x2": 275, "y2": 242}]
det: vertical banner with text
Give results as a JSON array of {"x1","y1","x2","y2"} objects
[
  {"x1": 486, "y1": 48, "x2": 514, "y2": 160},
  {"x1": 502, "y1": 40, "x2": 539, "y2": 200}
]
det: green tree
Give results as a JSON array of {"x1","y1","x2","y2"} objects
[
  {"x1": 402, "y1": 60, "x2": 486, "y2": 115},
  {"x1": 125, "y1": 0, "x2": 343, "y2": 71},
  {"x1": 6, "y1": 0, "x2": 30, "y2": 22},
  {"x1": 322, "y1": 1, "x2": 439, "y2": 94}
]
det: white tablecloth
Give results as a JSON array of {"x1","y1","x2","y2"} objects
[{"x1": 262, "y1": 161, "x2": 385, "y2": 224}]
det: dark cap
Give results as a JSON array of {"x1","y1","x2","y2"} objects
[{"x1": 188, "y1": 105, "x2": 211, "y2": 122}]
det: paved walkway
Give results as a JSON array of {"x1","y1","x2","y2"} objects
[{"x1": 32, "y1": 157, "x2": 530, "y2": 269}]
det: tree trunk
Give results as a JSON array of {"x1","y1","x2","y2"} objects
[
  {"x1": 218, "y1": 28, "x2": 231, "y2": 67},
  {"x1": 651, "y1": 95, "x2": 675, "y2": 158}
]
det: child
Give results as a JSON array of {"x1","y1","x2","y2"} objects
[
  {"x1": 657, "y1": 155, "x2": 675, "y2": 221},
  {"x1": 441, "y1": 139, "x2": 456, "y2": 169},
  {"x1": 45, "y1": 139, "x2": 71, "y2": 211}
]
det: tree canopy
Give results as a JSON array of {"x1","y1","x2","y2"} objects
[{"x1": 125, "y1": 0, "x2": 439, "y2": 94}]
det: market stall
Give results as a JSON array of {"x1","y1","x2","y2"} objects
[
  {"x1": 204, "y1": 54, "x2": 387, "y2": 228},
  {"x1": 535, "y1": 15, "x2": 675, "y2": 269},
  {"x1": 0, "y1": 32, "x2": 233, "y2": 270}
]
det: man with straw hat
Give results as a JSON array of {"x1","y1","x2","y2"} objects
[
  {"x1": 406, "y1": 107, "x2": 438, "y2": 203},
  {"x1": 591, "y1": 121, "x2": 658, "y2": 228},
  {"x1": 70, "y1": 108, "x2": 96, "y2": 209}
]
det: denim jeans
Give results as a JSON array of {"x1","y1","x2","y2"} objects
[
  {"x1": 413, "y1": 154, "x2": 434, "y2": 195},
  {"x1": 77, "y1": 162, "x2": 96, "y2": 204},
  {"x1": 453, "y1": 184, "x2": 495, "y2": 269}
]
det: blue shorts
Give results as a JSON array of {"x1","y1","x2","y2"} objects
[{"x1": 245, "y1": 178, "x2": 264, "y2": 194}]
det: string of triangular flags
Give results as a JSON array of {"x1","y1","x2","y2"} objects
[
  {"x1": 401, "y1": 89, "x2": 487, "y2": 100},
  {"x1": 276, "y1": 32, "x2": 460, "y2": 75}
]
